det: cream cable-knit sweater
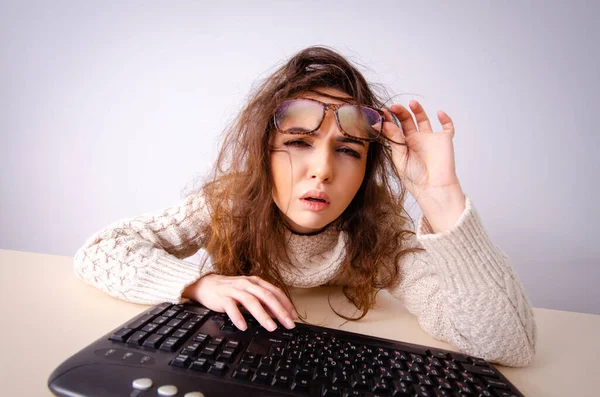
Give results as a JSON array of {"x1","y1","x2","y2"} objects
[{"x1": 73, "y1": 193, "x2": 536, "y2": 367}]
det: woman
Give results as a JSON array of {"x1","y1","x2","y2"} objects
[{"x1": 74, "y1": 46, "x2": 536, "y2": 367}]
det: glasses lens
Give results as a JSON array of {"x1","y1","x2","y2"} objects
[
  {"x1": 338, "y1": 105, "x2": 382, "y2": 140},
  {"x1": 274, "y1": 99, "x2": 323, "y2": 133}
]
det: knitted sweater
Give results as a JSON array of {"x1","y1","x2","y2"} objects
[{"x1": 73, "y1": 193, "x2": 536, "y2": 367}]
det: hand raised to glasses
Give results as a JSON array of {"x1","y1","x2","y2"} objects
[
  {"x1": 185, "y1": 274, "x2": 298, "y2": 332},
  {"x1": 381, "y1": 100, "x2": 461, "y2": 196}
]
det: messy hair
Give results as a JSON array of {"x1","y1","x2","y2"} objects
[{"x1": 195, "y1": 45, "x2": 424, "y2": 321}]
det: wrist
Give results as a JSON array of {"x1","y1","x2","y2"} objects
[
  {"x1": 182, "y1": 273, "x2": 217, "y2": 301},
  {"x1": 413, "y1": 184, "x2": 466, "y2": 234}
]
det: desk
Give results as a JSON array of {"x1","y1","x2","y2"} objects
[{"x1": 1, "y1": 249, "x2": 598, "y2": 396}]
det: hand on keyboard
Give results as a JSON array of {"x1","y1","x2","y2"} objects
[{"x1": 186, "y1": 274, "x2": 298, "y2": 332}]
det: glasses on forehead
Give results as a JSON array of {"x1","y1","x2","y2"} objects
[{"x1": 273, "y1": 97, "x2": 384, "y2": 141}]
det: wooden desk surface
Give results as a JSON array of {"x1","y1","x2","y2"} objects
[{"x1": 1, "y1": 249, "x2": 598, "y2": 396}]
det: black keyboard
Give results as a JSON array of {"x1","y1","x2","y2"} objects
[{"x1": 48, "y1": 301, "x2": 525, "y2": 397}]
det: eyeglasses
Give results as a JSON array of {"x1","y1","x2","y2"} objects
[{"x1": 273, "y1": 98, "x2": 384, "y2": 142}]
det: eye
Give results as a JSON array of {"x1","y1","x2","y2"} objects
[
  {"x1": 337, "y1": 147, "x2": 361, "y2": 159},
  {"x1": 283, "y1": 139, "x2": 311, "y2": 148}
]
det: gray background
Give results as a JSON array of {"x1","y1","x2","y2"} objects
[{"x1": 1, "y1": 0, "x2": 598, "y2": 314}]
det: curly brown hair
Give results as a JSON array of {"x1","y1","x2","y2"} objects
[{"x1": 195, "y1": 45, "x2": 424, "y2": 321}]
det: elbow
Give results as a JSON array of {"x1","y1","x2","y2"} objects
[{"x1": 475, "y1": 325, "x2": 537, "y2": 368}]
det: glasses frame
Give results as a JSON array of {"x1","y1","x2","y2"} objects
[{"x1": 273, "y1": 97, "x2": 385, "y2": 142}]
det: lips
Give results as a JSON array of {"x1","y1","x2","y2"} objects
[{"x1": 300, "y1": 190, "x2": 331, "y2": 204}]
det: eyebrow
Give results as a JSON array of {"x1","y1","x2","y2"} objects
[
  {"x1": 336, "y1": 136, "x2": 365, "y2": 147},
  {"x1": 304, "y1": 89, "x2": 356, "y2": 104}
]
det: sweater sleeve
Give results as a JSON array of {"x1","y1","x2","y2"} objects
[
  {"x1": 73, "y1": 192, "x2": 216, "y2": 305},
  {"x1": 387, "y1": 195, "x2": 537, "y2": 367}
]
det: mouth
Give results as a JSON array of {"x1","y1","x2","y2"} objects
[
  {"x1": 300, "y1": 190, "x2": 331, "y2": 204},
  {"x1": 299, "y1": 190, "x2": 331, "y2": 212}
]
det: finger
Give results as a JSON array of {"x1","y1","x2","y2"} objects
[
  {"x1": 389, "y1": 103, "x2": 419, "y2": 136},
  {"x1": 381, "y1": 109, "x2": 407, "y2": 146},
  {"x1": 438, "y1": 110, "x2": 455, "y2": 137},
  {"x1": 222, "y1": 298, "x2": 247, "y2": 331},
  {"x1": 247, "y1": 276, "x2": 298, "y2": 319},
  {"x1": 408, "y1": 100, "x2": 433, "y2": 132},
  {"x1": 244, "y1": 282, "x2": 296, "y2": 329},
  {"x1": 229, "y1": 288, "x2": 278, "y2": 331}
]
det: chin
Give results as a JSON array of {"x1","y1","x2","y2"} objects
[{"x1": 287, "y1": 214, "x2": 335, "y2": 234}]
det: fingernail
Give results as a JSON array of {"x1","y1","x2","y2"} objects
[
  {"x1": 285, "y1": 318, "x2": 295, "y2": 328},
  {"x1": 236, "y1": 320, "x2": 247, "y2": 331},
  {"x1": 267, "y1": 320, "x2": 277, "y2": 331}
]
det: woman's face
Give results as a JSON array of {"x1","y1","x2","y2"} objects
[{"x1": 270, "y1": 87, "x2": 369, "y2": 234}]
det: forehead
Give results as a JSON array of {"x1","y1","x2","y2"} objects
[{"x1": 295, "y1": 87, "x2": 355, "y2": 105}]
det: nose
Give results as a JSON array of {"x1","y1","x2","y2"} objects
[
  {"x1": 309, "y1": 146, "x2": 334, "y2": 183},
  {"x1": 308, "y1": 109, "x2": 338, "y2": 183}
]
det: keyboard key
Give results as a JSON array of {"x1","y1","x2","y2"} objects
[
  {"x1": 152, "y1": 316, "x2": 170, "y2": 325},
  {"x1": 240, "y1": 353, "x2": 259, "y2": 367},
  {"x1": 126, "y1": 331, "x2": 148, "y2": 346},
  {"x1": 483, "y1": 376, "x2": 509, "y2": 389},
  {"x1": 175, "y1": 311, "x2": 192, "y2": 320},
  {"x1": 350, "y1": 373, "x2": 369, "y2": 390},
  {"x1": 454, "y1": 380, "x2": 474, "y2": 394},
  {"x1": 200, "y1": 345, "x2": 217, "y2": 359},
  {"x1": 427, "y1": 350, "x2": 449, "y2": 360},
  {"x1": 271, "y1": 373, "x2": 291, "y2": 388},
  {"x1": 156, "y1": 326, "x2": 174, "y2": 336},
  {"x1": 170, "y1": 354, "x2": 191, "y2": 368},
  {"x1": 396, "y1": 370, "x2": 414, "y2": 382},
  {"x1": 141, "y1": 323, "x2": 159, "y2": 333},
  {"x1": 142, "y1": 334, "x2": 164, "y2": 349},
  {"x1": 220, "y1": 324, "x2": 237, "y2": 332},
  {"x1": 258, "y1": 356, "x2": 275, "y2": 370},
  {"x1": 449, "y1": 352, "x2": 471, "y2": 363},
  {"x1": 208, "y1": 361, "x2": 228, "y2": 376},
  {"x1": 217, "y1": 348, "x2": 235, "y2": 362},
  {"x1": 163, "y1": 309, "x2": 180, "y2": 318},
  {"x1": 232, "y1": 363, "x2": 252, "y2": 380},
  {"x1": 406, "y1": 361, "x2": 423, "y2": 373},
  {"x1": 225, "y1": 340, "x2": 240, "y2": 351},
  {"x1": 342, "y1": 390, "x2": 365, "y2": 397},
  {"x1": 290, "y1": 378, "x2": 309, "y2": 392},
  {"x1": 150, "y1": 303, "x2": 172, "y2": 315},
  {"x1": 181, "y1": 342, "x2": 202, "y2": 356},
  {"x1": 370, "y1": 377, "x2": 389, "y2": 393},
  {"x1": 193, "y1": 333, "x2": 210, "y2": 343},
  {"x1": 462, "y1": 364, "x2": 499, "y2": 378},
  {"x1": 416, "y1": 373, "x2": 435, "y2": 387},
  {"x1": 181, "y1": 320, "x2": 200, "y2": 330},
  {"x1": 172, "y1": 329, "x2": 189, "y2": 339},
  {"x1": 470, "y1": 357, "x2": 490, "y2": 366},
  {"x1": 189, "y1": 358, "x2": 209, "y2": 372},
  {"x1": 414, "y1": 384, "x2": 433, "y2": 397},
  {"x1": 472, "y1": 383, "x2": 494, "y2": 396},
  {"x1": 128, "y1": 314, "x2": 155, "y2": 330},
  {"x1": 251, "y1": 369, "x2": 272, "y2": 384},
  {"x1": 322, "y1": 384, "x2": 343, "y2": 397},
  {"x1": 159, "y1": 337, "x2": 182, "y2": 352},
  {"x1": 109, "y1": 328, "x2": 133, "y2": 343}
]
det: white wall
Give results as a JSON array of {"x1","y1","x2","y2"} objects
[{"x1": 1, "y1": 0, "x2": 598, "y2": 314}]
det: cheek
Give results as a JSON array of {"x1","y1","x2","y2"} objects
[
  {"x1": 346, "y1": 158, "x2": 367, "y2": 185},
  {"x1": 337, "y1": 158, "x2": 367, "y2": 202},
  {"x1": 270, "y1": 153, "x2": 293, "y2": 203}
]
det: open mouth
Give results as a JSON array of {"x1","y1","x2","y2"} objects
[{"x1": 303, "y1": 197, "x2": 327, "y2": 203}]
